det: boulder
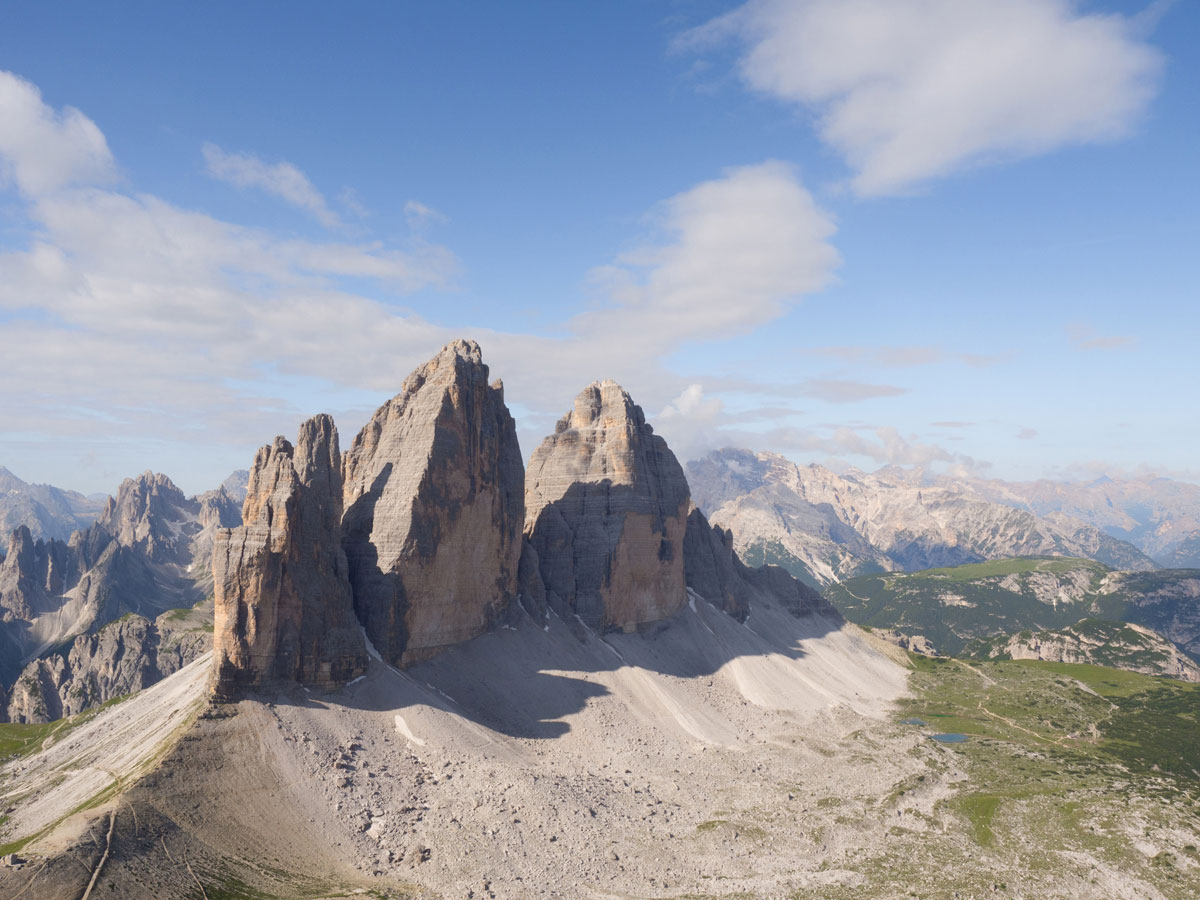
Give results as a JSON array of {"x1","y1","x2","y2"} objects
[
  {"x1": 524, "y1": 381, "x2": 689, "y2": 631},
  {"x1": 341, "y1": 340, "x2": 525, "y2": 666}
]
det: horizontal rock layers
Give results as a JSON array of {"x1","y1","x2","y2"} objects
[
  {"x1": 212, "y1": 415, "x2": 368, "y2": 700},
  {"x1": 342, "y1": 339, "x2": 525, "y2": 666},
  {"x1": 524, "y1": 381, "x2": 690, "y2": 632}
]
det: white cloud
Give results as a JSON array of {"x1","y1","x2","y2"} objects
[
  {"x1": 0, "y1": 71, "x2": 115, "y2": 195},
  {"x1": 0, "y1": 71, "x2": 851, "y2": 491},
  {"x1": 203, "y1": 142, "x2": 342, "y2": 227},
  {"x1": 582, "y1": 160, "x2": 838, "y2": 342},
  {"x1": 689, "y1": 0, "x2": 1163, "y2": 194}
]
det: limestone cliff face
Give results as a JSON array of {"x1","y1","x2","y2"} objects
[
  {"x1": 975, "y1": 619, "x2": 1200, "y2": 682},
  {"x1": 4, "y1": 608, "x2": 211, "y2": 723},
  {"x1": 525, "y1": 381, "x2": 690, "y2": 632},
  {"x1": 682, "y1": 507, "x2": 833, "y2": 623},
  {"x1": 212, "y1": 415, "x2": 367, "y2": 699},
  {"x1": 341, "y1": 340, "x2": 525, "y2": 666}
]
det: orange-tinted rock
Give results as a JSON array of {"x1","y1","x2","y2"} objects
[
  {"x1": 341, "y1": 340, "x2": 524, "y2": 666},
  {"x1": 524, "y1": 381, "x2": 689, "y2": 631},
  {"x1": 211, "y1": 415, "x2": 367, "y2": 699}
]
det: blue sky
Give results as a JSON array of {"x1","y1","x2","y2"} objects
[{"x1": 0, "y1": 0, "x2": 1196, "y2": 495}]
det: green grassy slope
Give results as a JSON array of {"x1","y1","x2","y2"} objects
[{"x1": 824, "y1": 557, "x2": 1200, "y2": 660}]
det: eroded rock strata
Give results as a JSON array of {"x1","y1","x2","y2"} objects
[
  {"x1": 341, "y1": 339, "x2": 524, "y2": 666},
  {"x1": 524, "y1": 381, "x2": 690, "y2": 631},
  {"x1": 212, "y1": 415, "x2": 367, "y2": 699}
]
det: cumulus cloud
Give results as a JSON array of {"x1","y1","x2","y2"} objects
[
  {"x1": 0, "y1": 71, "x2": 115, "y2": 195},
  {"x1": 203, "y1": 142, "x2": 342, "y2": 227},
  {"x1": 0, "y1": 72, "x2": 853, "y2": 491},
  {"x1": 687, "y1": 0, "x2": 1163, "y2": 194},
  {"x1": 583, "y1": 160, "x2": 839, "y2": 342}
]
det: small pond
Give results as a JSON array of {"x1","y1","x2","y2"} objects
[
  {"x1": 900, "y1": 717, "x2": 926, "y2": 726},
  {"x1": 931, "y1": 733, "x2": 968, "y2": 743}
]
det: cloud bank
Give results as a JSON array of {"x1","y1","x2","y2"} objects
[{"x1": 688, "y1": 0, "x2": 1163, "y2": 194}]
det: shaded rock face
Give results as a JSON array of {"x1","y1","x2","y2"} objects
[
  {"x1": 96, "y1": 472, "x2": 198, "y2": 565},
  {"x1": 683, "y1": 507, "x2": 833, "y2": 623},
  {"x1": 212, "y1": 416, "x2": 368, "y2": 699},
  {"x1": 0, "y1": 471, "x2": 228, "y2": 688},
  {"x1": 525, "y1": 382, "x2": 690, "y2": 632},
  {"x1": 0, "y1": 465, "x2": 105, "y2": 543},
  {"x1": 4, "y1": 608, "x2": 211, "y2": 723},
  {"x1": 0, "y1": 527, "x2": 78, "y2": 622},
  {"x1": 341, "y1": 340, "x2": 525, "y2": 666}
]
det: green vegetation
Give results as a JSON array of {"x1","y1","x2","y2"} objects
[
  {"x1": 907, "y1": 556, "x2": 1109, "y2": 581},
  {"x1": 824, "y1": 556, "x2": 1200, "y2": 662},
  {"x1": 786, "y1": 654, "x2": 1200, "y2": 899},
  {"x1": 0, "y1": 693, "x2": 129, "y2": 759},
  {"x1": 739, "y1": 540, "x2": 822, "y2": 589},
  {"x1": 0, "y1": 721, "x2": 59, "y2": 758}
]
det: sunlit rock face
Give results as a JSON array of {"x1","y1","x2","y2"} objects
[
  {"x1": 212, "y1": 415, "x2": 367, "y2": 699},
  {"x1": 341, "y1": 340, "x2": 525, "y2": 667},
  {"x1": 524, "y1": 381, "x2": 690, "y2": 632}
]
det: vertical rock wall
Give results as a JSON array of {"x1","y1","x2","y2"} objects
[
  {"x1": 211, "y1": 415, "x2": 367, "y2": 699},
  {"x1": 341, "y1": 340, "x2": 525, "y2": 666},
  {"x1": 524, "y1": 381, "x2": 690, "y2": 631}
]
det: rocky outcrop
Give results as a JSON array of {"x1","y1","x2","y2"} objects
[
  {"x1": 970, "y1": 618, "x2": 1200, "y2": 682},
  {"x1": 0, "y1": 470, "x2": 230, "y2": 688},
  {"x1": 4, "y1": 606, "x2": 211, "y2": 723},
  {"x1": 212, "y1": 416, "x2": 367, "y2": 699},
  {"x1": 341, "y1": 340, "x2": 524, "y2": 667},
  {"x1": 683, "y1": 507, "x2": 834, "y2": 622},
  {"x1": 525, "y1": 381, "x2": 690, "y2": 632},
  {"x1": 95, "y1": 472, "x2": 199, "y2": 565}
]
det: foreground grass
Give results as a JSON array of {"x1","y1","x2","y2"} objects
[{"x1": 787, "y1": 654, "x2": 1200, "y2": 899}]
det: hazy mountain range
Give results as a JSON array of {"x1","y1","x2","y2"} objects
[{"x1": 686, "y1": 449, "x2": 1197, "y2": 586}]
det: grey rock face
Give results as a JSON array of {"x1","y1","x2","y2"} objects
[
  {"x1": 0, "y1": 470, "x2": 230, "y2": 688},
  {"x1": 687, "y1": 449, "x2": 1158, "y2": 587},
  {"x1": 212, "y1": 416, "x2": 368, "y2": 699},
  {"x1": 0, "y1": 466, "x2": 105, "y2": 543},
  {"x1": 95, "y1": 472, "x2": 199, "y2": 565},
  {"x1": 341, "y1": 340, "x2": 525, "y2": 667},
  {"x1": 525, "y1": 381, "x2": 690, "y2": 632},
  {"x1": 4, "y1": 607, "x2": 211, "y2": 723},
  {"x1": 683, "y1": 507, "x2": 834, "y2": 623}
]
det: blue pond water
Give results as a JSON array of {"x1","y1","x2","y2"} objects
[
  {"x1": 901, "y1": 717, "x2": 927, "y2": 726},
  {"x1": 931, "y1": 733, "x2": 968, "y2": 743}
]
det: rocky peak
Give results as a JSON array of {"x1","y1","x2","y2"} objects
[
  {"x1": 0, "y1": 527, "x2": 76, "y2": 622},
  {"x1": 211, "y1": 415, "x2": 367, "y2": 699},
  {"x1": 524, "y1": 381, "x2": 690, "y2": 631},
  {"x1": 341, "y1": 340, "x2": 525, "y2": 666},
  {"x1": 96, "y1": 471, "x2": 198, "y2": 564}
]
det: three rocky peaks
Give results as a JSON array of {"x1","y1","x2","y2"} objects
[{"x1": 212, "y1": 340, "x2": 827, "y2": 697}]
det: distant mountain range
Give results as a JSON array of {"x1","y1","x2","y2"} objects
[
  {"x1": 0, "y1": 466, "x2": 108, "y2": 543},
  {"x1": 0, "y1": 470, "x2": 244, "y2": 721},
  {"x1": 686, "y1": 449, "x2": 1171, "y2": 586}
]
